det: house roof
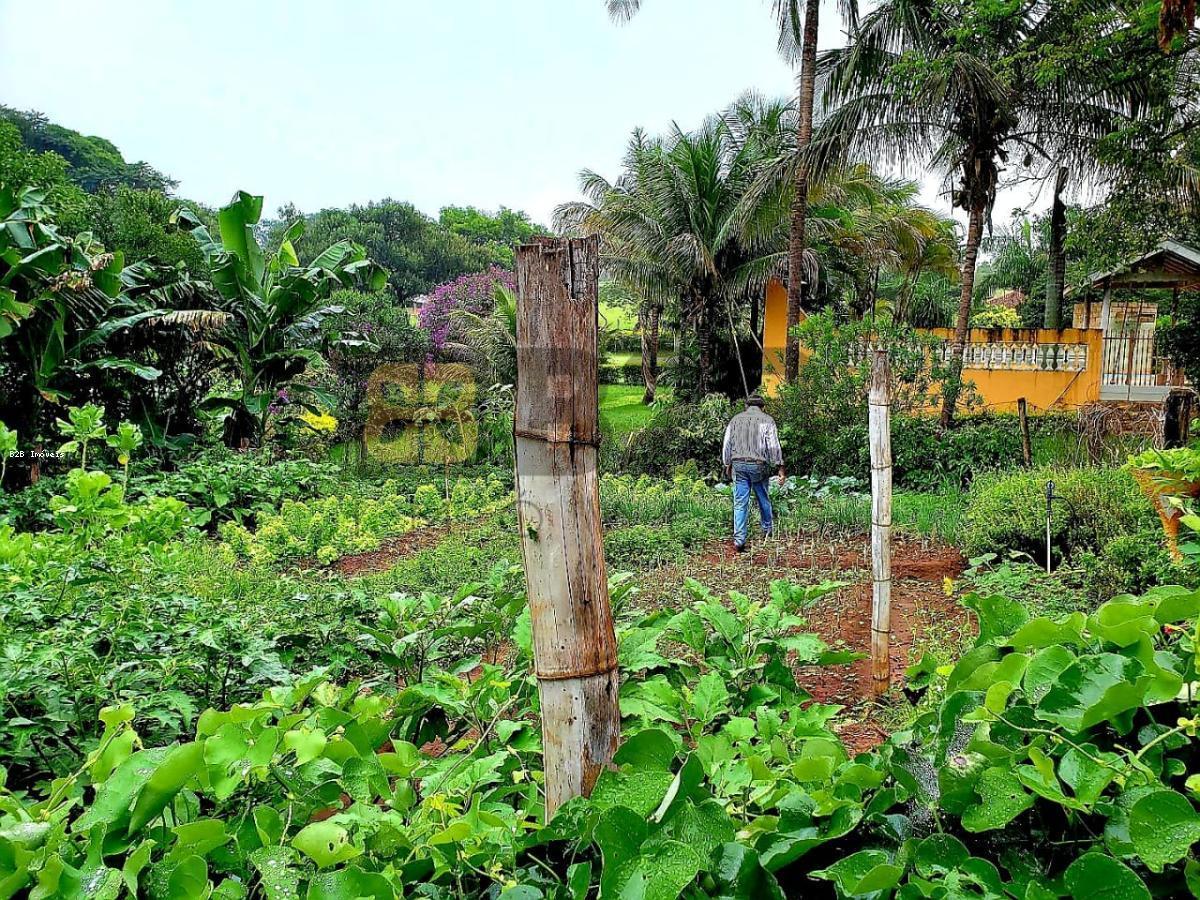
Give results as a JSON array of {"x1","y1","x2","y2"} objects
[
  {"x1": 1078, "y1": 240, "x2": 1200, "y2": 293},
  {"x1": 989, "y1": 289, "x2": 1026, "y2": 309}
]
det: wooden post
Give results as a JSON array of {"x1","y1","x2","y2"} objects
[
  {"x1": 868, "y1": 348, "x2": 892, "y2": 698},
  {"x1": 1017, "y1": 398, "x2": 1033, "y2": 468},
  {"x1": 1164, "y1": 388, "x2": 1194, "y2": 449},
  {"x1": 513, "y1": 236, "x2": 619, "y2": 819}
]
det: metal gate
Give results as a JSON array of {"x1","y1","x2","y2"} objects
[{"x1": 1099, "y1": 303, "x2": 1181, "y2": 401}]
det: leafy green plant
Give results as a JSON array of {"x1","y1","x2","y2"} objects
[
  {"x1": 1127, "y1": 445, "x2": 1200, "y2": 485},
  {"x1": 106, "y1": 420, "x2": 143, "y2": 489},
  {"x1": 132, "y1": 448, "x2": 338, "y2": 528},
  {"x1": 0, "y1": 420, "x2": 15, "y2": 487},
  {"x1": 55, "y1": 402, "x2": 107, "y2": 468},
  {"x1": 219, "y1": 474, "x2": 512, "y2": 566}
]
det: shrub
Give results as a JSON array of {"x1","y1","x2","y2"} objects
[
  {"x1": 961, "y1": 466, "x2": 1154, "y2": 563},
  {"x1": 619, "y1": 393, "x2": 738, "y2": 479}
]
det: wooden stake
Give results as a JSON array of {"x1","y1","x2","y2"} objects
[
  {"x1": 1164, "y1": 388, "x2": 1194, "y2": 449},
  {"x1": 1018, "y1": 398, "x2": 1033, "y2": 468},
  {"x1": 513, "y1": 236, "x2": 620, "y2": 819},
  {"x1": 868, "y1": 348, "x2": 892, "y2": 698}
]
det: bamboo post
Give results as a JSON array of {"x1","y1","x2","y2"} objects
[
  {"x1": 1017, "y1": 398, "x2": 1033, "y2": 468},
  {"x1": 868, "y1": 348, "x2": 892, "y2": 698},
  {"x1": 513, "y1": 236, "x2": 620, "y2": 819}
]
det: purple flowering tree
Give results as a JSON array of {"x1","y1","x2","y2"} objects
[{"x1": 418, "y1": 267, "x2": 516, "y2": 352}]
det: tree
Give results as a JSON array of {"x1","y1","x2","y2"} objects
[
  {"x1": 0, "y1": 120, "x2": 94, "y2": 236},
  {"x1": 774, "y1": 0, "x2": 859, "y2": 382},
  {"x1": 0, "y1": 184, "x2": 163, "y2": 449},
  {"x1": 816, "y1": 0, "x2": 1121, "y2": 426},
  {"x1": 1160, "y1": 0, "x2": 1197, "y2": 49},
  {"x1": 437, "y1": 206, "x2": 549, "y2": 268},
  {"x1": 606, "y1": 1, "x2": 859, "y2": 385},
  {"x1": 557, "y1": 98, "x2": 794, "y2": 397},
  {"x1": 265, "y1": 200, "x2": 494, "y2": 301},
  {"x1": 0, "y1": 106, "x2": 175, "y2": 193},
  {"x1": 448, "y1": 284, "x2": 519, "y2": 386},
  {"x1": 172, "y1": 192, "x2": 385, "y2": 448}
]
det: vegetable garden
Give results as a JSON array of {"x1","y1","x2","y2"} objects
[{"x1": 3, "y1": 1, "x2": 1200, "y2": 897}]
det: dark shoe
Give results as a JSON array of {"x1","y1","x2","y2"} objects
[{"x1": 734, "y1": 542, "x2": 746, "y2": 553}]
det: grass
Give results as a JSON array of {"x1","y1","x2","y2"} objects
[
  {"x1": 599, "y1": 302, "x2": 639, "y2": 332},
  {"x1": 599, "y1": 385, "x2": 674, "y2": 438},
  {"x1": 604, "y1": 350, "x2": 676, "y2": 367}
]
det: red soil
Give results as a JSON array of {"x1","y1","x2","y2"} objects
[
  {"x1": 691, "y1": 532, "x2": 972, "y2": 755},
  {"x1": 331, "y1": 526, "x2": 451, "y2": 576}
]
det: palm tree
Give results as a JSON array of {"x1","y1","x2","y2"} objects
[
  {"x1": 557, "y1": 98, "x2": 793, "y2": 396},
  {"x1": 447, "y1": 283, "x2": 519, "y2": 386},
  {"x1": 815, "y1": 1, "x2": 1122, "y2": 426},
  {"x1": 605, "y1": 1, "x2": 859, "y2": 385}
]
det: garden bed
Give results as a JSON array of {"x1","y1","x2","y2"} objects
[{"x1": 643, "y1": 531, "x2": 973, "y2": 753}]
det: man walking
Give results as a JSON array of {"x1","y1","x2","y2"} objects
[{"x1": 721, "y1": 395, "x2": 785, "y2": 552}]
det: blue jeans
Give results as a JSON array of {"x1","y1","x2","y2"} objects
[{"x1": 732, "y1": 461, "x2": 773, "y2": 547}]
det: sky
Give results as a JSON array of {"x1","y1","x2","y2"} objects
[{"x1": 0, "y1": 0, "x2": 1041, "y2": 230}]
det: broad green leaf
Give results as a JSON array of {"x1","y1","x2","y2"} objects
[
  {"x1": 1059, "y1": 744, "x2": 1120, "y2": 806},
  {"x1": 1008, "y1": 613, "x2": 1085, "y2": 650},
  {"x1": 966, "y1": 593, "x2": 1029, "y2": 644},
  {"x1": 688, "y1": 672, "x2": 731, "y2": 725},
  {"x1": 620, "y1": 677, "x2": 684, "y2": 725},
  {"x1": 596, "y1": 805, "x2": 705, "y2": 900},
  {"x1": 121, "y1": 839, "x2": 155, "y2": 895},
  {"x1": 708, "y1": 842, "x2": 785, "y2": 900},
  {"x1": 619, "y1": 627, "x2": 670, "y2": 672},
  {"x1": 306, "y1": 866, "x2": 396, "y2": 898},
  {"x1": 74, "y1": 747, "x2": 169, "y2": 834},
  {"x1": 1023, "y1": 645, "x2": 1076, "y2": 703},
  {"x1": 249, "y1": 847, "x2": 301, "y2": 900},
  {"x1": 283, "y1": 727, "x2": 327, "y2": 764},
  {"x1": 812, "y1": 849, "x2": 904, "y2": 896},
  {"x1": 613, "y1": 728, "x2": 678, "y2": 771},
  {"x1": 127, "y1": 742, "x2": 205, "y2": 836},
  {"x1": 1089, "y1": 599, "x2": 1159, "y2": 647},
  {"x1": 961, "y1": 767, "x2": 1035, "y2": 832},
  {"x1": 914, "y1": 833, "x2": 969, "y2": 876},
  {"x1": 165, "y1": 854, "x2": 209, "y2": 899},
  {"x1": 566, "y1": 861, "x2": 592, "y2": 900},
  {"x1": 1152, "y1": 588, "x2": 1200, "y2": 624},
  {"x1": 1063, "y1": 852, "x2": 1150, "y2": 900},
  {"x1": 292, "y1": 820, "x2": 363, "y2": 869},
  {"x1": 1036, "y1": 653, "x2": 1150, "y2": 733},
  {"x1": 757, "y1": 802, "x2": 862, "y2": 872},
  {"x1": 1129, "y1": 789, "x2": 1200, "y2": 872}
]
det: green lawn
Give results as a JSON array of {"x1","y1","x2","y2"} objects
[
  {"x1": 599, "y1": 302, "x2": 639, "y2": 332},
  {"x1": 599, "y1": 384, "x2": 672, "y2": 437}
]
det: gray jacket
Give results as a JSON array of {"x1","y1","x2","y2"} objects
[{"x1": 721, "y1": 406, "x2": 783, "y2": 467}]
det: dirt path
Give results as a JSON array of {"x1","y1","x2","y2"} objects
[
  {"x1": 639, "y1": 531, "x2": 974, "y2": 754},
  {"x1": 330, "y1": 526, "x2": 451, "y2": 576}
]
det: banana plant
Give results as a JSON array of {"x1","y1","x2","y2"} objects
[
  {"x1": 0, "y1": 183, "x2": 166, "y2": 444},
  {"x1": 171, "y1": 191, "x2": 385, "y2": 447}
]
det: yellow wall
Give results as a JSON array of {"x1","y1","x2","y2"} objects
[
  {"x1": 924, "y1": 327, "x2": 1103, "y2": 412},
  {"x1": 762, "y1": 277, "x2": 792, "y2": 393},
  {"x1": 760, "y1": 278, "x2": 1103, "y2": 412}
]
